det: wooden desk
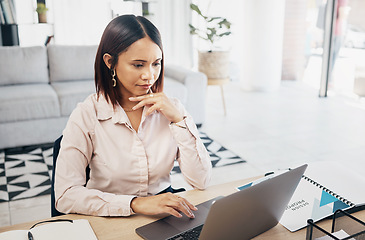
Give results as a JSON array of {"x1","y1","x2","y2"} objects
[
  {"x1": 208, "y1": 78, "x2": 230, "y2": 116},
  {"x1": 1, "y1": 177, "x2": 364, "y2": 239}
]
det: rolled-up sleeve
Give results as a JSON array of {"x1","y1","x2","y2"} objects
[{"x1": 169, "y1": 103, "x2": 212, "y2": 189}]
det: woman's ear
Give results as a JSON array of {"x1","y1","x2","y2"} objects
[{"x1": 103, "y1": 53, "x2": 113, "y2": 69}]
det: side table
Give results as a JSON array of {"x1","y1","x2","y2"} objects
[{"x1": 208, "y1": 78, "x2": 230, "y2": 115}]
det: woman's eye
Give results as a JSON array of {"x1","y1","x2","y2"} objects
[
  {"x1": 154, "y1": 62, "x2": 161, "y2": 67},
  {"x1": 134, "y1": 64, "x2": 144, "y2": 68}
]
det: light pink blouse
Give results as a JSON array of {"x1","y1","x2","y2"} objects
[{"x1": 55, "y1": 93, "x2": 212, "y2": 216}]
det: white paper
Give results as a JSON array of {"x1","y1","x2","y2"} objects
[
  {"x1": 0, "y1": 219, "x2": 98, "y2": 240},
  {"x1": 0, "y1": 230, "x2": 28, "y2": 240},
  {"x1": 315, "y1": 229, "x2": 355, "y2": 240}
]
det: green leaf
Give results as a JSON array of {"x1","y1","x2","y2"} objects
[
  {"x1": 189, "y1": 24, "x2": 196, "y2": 31},
  {"x1": 207, "y1": 17, "x2": 222, "y2": 23},
  {"x1": 189, "y1": 24, "x2": 198, "y2": 35},
  {"x1": 218, "y1": 32, "x2": 232, "y2": 37},
  {"x1": 218, "y1": 19, "x2": 232, "y2": 29},
  {"x1": 190, "y1": 3, "x2": 206, "y2": 18}
]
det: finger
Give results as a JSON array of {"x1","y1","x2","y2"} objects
[
  {"x1": 129, "y1": 96, "x2": 145, "y2": 102},
  {"x1": 182, "y1": 198, "x2": 198, "y2": 211},
  {"x1": 145, "y1": 104, "x2": 162, "y2": 116},
  {"x1": 164, "y1": 207, "x2": 183, "y2": 218},
  {"x1": 180, "y1": 201, "x2": 195, "y2": 218},
  {"x1": 129, "y1": 93, "x2": 156, "y2": 102},
  {"x1": 179, "y1": 197, "x2": 197, "y2": 215},
  {"x1": 177, "y1": 196, "x2": 198, "y2": 210},
  {"x1": 168, "y1": 197, "x2": 195, "y2": 218},
  {"x1": 131, "y1": 98, "x2": 155, "y2": 111}
]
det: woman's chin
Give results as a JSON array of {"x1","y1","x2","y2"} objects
[
  {"x1": 137, "y1": 90, "x2": 150, "y2": 96},
  {"x1": 130, "y1": 92, "x2": 148, "y2": 98}
]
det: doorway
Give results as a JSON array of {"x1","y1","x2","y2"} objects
[{"x1": 303, "y1": 0, "x2": 365, "y2": 99}]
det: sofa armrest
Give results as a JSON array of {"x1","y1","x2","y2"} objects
[{"x1": 165, "y1": 64, "x2": 207, "y2": 125}]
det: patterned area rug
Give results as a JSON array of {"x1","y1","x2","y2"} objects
[{"x1": 0, "y1": 132, "x2": 245, "y2": 202}]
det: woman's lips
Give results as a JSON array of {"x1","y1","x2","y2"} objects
[{"x1": 138, "y1": 84, "x2": 152, "y2": 89}]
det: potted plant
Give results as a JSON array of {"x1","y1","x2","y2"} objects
[
  {"x1": 189, "y1": 3, "x2": 232, "y2": 79},
  {"x1": 36, "y1": 3, "x2": 48, "y2": 23}
]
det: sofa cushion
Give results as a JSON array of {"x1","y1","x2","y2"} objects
[
  {"x1": 0, "y1": 84, "x2": 60, "y2": 123},
  {"x1": 0, "y1": 46, "x2": 48, "y2": 86},
  {"x1": 164, "y1": 77, "x2": 187, "y2": 105},
  {"x1": 48, "y1": 45, "x2": 98, "y2": 82},
  {"x1": 51, "y1": 80, "x2": 96, "y2": 116}
]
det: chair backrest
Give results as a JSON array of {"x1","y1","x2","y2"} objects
[
  {"x1": 51, "y1": 135, "x2": 64, "y2": 217},
  {"x1": 51, "y1": 135, "x2": 90, "y2": 217}
]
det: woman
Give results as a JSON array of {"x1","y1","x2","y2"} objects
[{"x1": 55, "y1": 15, "x2": 212, "y2": 218}]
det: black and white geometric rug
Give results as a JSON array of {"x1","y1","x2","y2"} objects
[
  {"x1": 0, "y1": 143, "x2": 54, "y2": 203},
  {"x1": 0, "y1": 132, "x2": 245, "y2": 203},
  {"x1": 171, "y1": 132, "x2": 245, "y2": 174}
]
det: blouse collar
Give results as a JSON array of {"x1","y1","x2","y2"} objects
[{"x1": 94, "y1": 94, "x2": 157, "y2": 126}]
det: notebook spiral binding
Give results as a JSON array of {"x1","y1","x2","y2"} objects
[{"x1": 302, "y1": 175, "x2": 355, "y2": 207}]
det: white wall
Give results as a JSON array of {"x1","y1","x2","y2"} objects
[
  {"x1": 52, "y1": 0, "x2": 111, "y2": 46},
  {"x1": 13, "y1": 0, "x2": 37, "y2": 24},
  {"x1": 240, "y1": 0, "x2": 286, "y2": 91}
]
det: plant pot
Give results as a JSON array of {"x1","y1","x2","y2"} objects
[
  {"x1": 38, "y1": 13, "x2": 47, "y2": 23},
  {"x1": 198, "y1": 51, "x2": 230, "y2": 79}
]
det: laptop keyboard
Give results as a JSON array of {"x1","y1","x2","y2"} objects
[{"x1": 167, "y1": 224, "x2": 204, "y2": 240}]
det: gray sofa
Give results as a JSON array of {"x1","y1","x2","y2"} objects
[{"x1": 0, "y1": 45, "x2": 207, "y2": 149}]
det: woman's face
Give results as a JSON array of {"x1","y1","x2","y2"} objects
[{"x1": 114, "y1": 37, "x2": 162, "y2": 99}]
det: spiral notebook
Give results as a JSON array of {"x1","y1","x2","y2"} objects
[{"x1": 279, "y1": 161, "x2": 365, "y2": 232}]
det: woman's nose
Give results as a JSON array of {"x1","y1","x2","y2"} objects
[{"x1": 141, "y1": 67, "x2": 154, "y2": 81}]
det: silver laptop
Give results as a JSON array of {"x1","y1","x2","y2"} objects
[{"x1": 136, "y1": 164, "x2": 307, "y2": 240}]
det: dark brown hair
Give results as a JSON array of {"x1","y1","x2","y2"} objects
[{"x1": 94, "y1": 15, "x2": 164, "y2": 107}]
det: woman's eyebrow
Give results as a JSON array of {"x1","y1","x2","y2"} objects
[
  {"x1": 131, "y1": 58, "x2": 162, "y2": 62},
  {"x1": 131, "y1": 59, "x2": 147, "y2": 62}
]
